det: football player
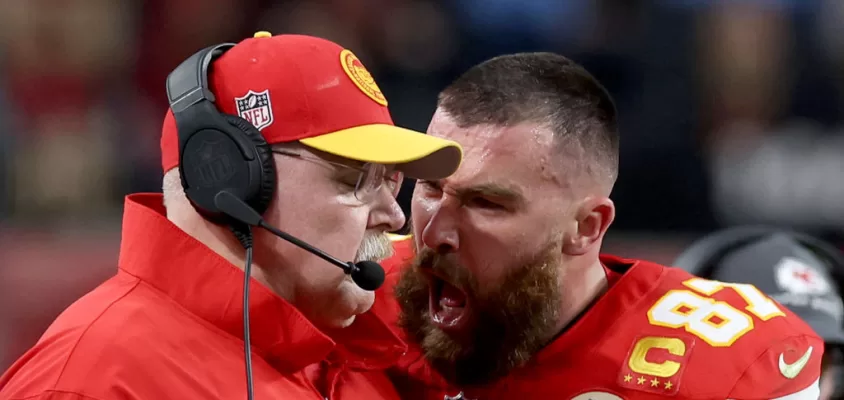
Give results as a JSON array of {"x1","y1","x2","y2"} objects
[{"x1": 374, "y1": 52, "x2": 823, "y2": 399}]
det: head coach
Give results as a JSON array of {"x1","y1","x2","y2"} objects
[
  {"x1": 0, "y1": 32, "x2": 462, "y2": 400},
  {"x1": 674, "y1": 226, "x2": 844, "y2": 400}
]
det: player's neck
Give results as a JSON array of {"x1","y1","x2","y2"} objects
[{"x1": 550, "y1": 258, "x2": 608, "y2": 343}]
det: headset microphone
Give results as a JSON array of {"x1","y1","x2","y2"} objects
[{"x1": 214, "y1": 191, "x2": 386, "y2": 291}]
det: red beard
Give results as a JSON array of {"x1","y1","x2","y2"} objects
[{"x1": 394, "y1": 243, "x2": 563, "y2": 386}]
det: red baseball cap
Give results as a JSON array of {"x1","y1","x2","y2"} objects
[{"x1": 160, "y1": 32, "x2": 462, "y2": 179}]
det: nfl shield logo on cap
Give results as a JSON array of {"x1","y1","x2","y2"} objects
[{"x1": 235, "y1": 89, "x2": 274, "y2": 131}]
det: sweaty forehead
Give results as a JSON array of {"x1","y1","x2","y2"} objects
[{"x1": 427, "y1": 111, "x2": 558, "y2": 186}]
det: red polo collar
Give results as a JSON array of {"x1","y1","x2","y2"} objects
[{"x1": 117, "y1": 193, "x2": 406, "y2": 374}]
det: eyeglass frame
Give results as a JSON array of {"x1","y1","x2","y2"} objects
[{"x1": 271, "y1": 149, "x2": 404, "y2": 202}]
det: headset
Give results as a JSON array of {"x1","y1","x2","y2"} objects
[
  {"x1": 673, "y1": 226, "x2": 844, "y2": 286},
  {"x1": 165, "y1": 43, "x2": 275, "y2": 400},
  {"x1": 166, "y1": 43, "x2": 276, "y2": 228}
]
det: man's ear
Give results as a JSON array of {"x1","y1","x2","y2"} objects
[{"x1": 562, "y1": 196, "x2": 615, "y2": 256}]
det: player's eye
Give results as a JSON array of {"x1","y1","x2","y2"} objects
[
  {"x1": 337, "y1": 171, "x2": 361, "y2": 187},
  {"x1": 467, "y1": 196, "x2": 504, "y2": 210}
]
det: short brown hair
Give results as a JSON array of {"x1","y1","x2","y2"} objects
[{"x1": 438, "y1": 52, "x2": 619, "y2": 187}]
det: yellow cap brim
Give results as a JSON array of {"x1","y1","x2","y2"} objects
[{"x1": 299, "y1": 124, "x2": 463, "y2": 180}]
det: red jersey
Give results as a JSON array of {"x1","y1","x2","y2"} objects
[
  {"x1": 378, "y1": 236, "x2": 823, "y2": 400},
  {"x1": 0, "y1": 194, "x2": 405, "y2": 400}
]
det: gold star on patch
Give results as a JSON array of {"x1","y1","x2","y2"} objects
[
  {"x1": 650, "y1": 378, "x2": 660, "y2": 387},
  {"x1": 623, "y1": 374, "x2": 632, "y2": 383},
  {"x1": 637, "y1": 376, "x2": 646, "y2": 385},
  {"x1": 665, "y1": 381, "x2": 674, "y2": 390}
]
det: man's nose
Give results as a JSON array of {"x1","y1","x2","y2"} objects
[
  {"x1": 420, "y1": 203, "x2": 459, "y2": 253},
  {"x1": 370, "y1": 189, "x2": 406, "y2": 232}
]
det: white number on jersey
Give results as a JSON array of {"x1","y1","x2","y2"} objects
[{"x1": 647, "y1": 278, "x2": 785, "y2": 346}]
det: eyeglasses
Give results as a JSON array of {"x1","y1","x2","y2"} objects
[{"x1": 272, "y1": 149, "x2": 404, "y2": 202}]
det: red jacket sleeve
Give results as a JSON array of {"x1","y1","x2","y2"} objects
[{"x1": 728, "y1": 334, "x2": 823, "y2": 399}]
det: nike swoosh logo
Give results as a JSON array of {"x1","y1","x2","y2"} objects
[{"x1": 779, "y1": 346, "x2": 813, "y2": 379}]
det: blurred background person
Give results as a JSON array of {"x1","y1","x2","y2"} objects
[
  {"x1": 2, "y1": 0, "x2": 844, "y2": 386},
  {"x1": 674, "y1": 227, "x2": 844, "y2": 399}
]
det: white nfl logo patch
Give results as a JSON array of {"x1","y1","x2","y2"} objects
[{"x1": 235, "y1": 90, "x2": 274, "y2": 131}]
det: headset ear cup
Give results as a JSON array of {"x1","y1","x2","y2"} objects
[{"x1": 222, "y1": 114, "x2": 276, "y2": 215}]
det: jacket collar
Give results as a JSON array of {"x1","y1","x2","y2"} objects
[{"x1": 117, "y1": 193, "x2": 406, "y2": 373}]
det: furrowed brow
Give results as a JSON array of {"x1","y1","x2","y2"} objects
[{"x1": 455, "y1": 183, "x2": 525, "y2": 205}]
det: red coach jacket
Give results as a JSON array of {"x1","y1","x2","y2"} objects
[{"x1": 0, "y1": 194, "x2": 405, "y2": 400}]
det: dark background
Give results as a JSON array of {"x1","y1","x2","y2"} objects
[{"x1": 2, "y1": 0, "x2": 844, "y2": 370}]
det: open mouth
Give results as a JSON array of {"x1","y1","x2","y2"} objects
[{"x1": 428, "y1": 274, "x2": 470, "y2": 332}]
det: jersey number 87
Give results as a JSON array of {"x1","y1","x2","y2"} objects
[{"x1": 647, "y1": 278, "x2": 786, "y2": 347}]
